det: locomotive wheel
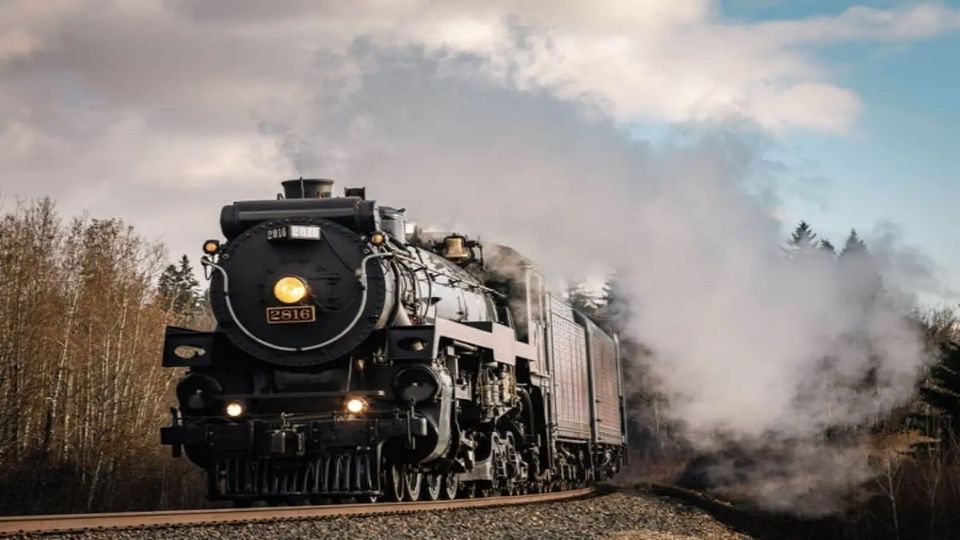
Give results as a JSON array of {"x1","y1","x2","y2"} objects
[
  {"x1": 441, "y1": 473, "x2": 459, "y2": 500},
  {"x1": 383, "y1": 462, "x2": 405, "y2": 502},
  {"x1": 403, "y1": 470, "x2": 422, "y2": 502},
  {"x1": 422, "y1": 473, "x2": 442, "y2": 501}
]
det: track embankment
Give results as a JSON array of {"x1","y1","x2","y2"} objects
[
  {"x1": 1, "y1": 489, "x2": 590, "y2": 536},
  {"x1": 646, "y1": 483, "x2": 845, "y2": 539},
  {"x1": 3, "y1": 486, "x2": 754, "y2": 539}
]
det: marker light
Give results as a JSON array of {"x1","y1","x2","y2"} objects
[
  {"x1": 225, "y1": 402, "x2": 244, "y2": 417},
  {"x1": 273, "y1": 276, "x2": 308, "y2": 304},
  {"x1": 345, "y1": 398, "x2": 368, "y2": 414},
  {"x1": 369, "y1": 232, "x2": 386, "y2": 246},
  {"x1": 202, "y1": 240, "x2": 221, "y2": 255}
]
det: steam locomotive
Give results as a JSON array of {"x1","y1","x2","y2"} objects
[{"x1": 161, "y1": 179, "x2": 626, "y2": 504}]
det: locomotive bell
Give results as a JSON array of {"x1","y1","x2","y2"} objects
[
  {"x1": 281, "y1": 178, "x2": 334, "y2": 199},
  {"x1": 442, "y1": 235, "x2": 471, "y2": 263}
]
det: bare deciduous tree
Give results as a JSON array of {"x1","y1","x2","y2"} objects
[{"x1": 0, "y1": 199, "x2": 204, "y2": 514}]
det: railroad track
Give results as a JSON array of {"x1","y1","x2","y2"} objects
[{"x1": 0, "y1": 487, "x2": 593, "y2": 536}]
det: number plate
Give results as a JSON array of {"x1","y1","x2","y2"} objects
[{"x1": 266, "y1": 306, "x2": 316, "y2": 324}]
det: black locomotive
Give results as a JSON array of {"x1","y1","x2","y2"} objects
[{"x1": 161, "y1": 179, "x2": 626, "y2": 504}]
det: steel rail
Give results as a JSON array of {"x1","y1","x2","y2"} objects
[{"x1": 0, "y1": 487, "x2": 593, "y2": 536}]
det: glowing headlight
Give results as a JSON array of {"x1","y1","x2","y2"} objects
[
  {"x1": 202, "y1": 239, "x2": 220, "y2": 255},
  {"x1": 225, "y1": 402, "x2": 244, "y2": 417},
  {"x1": 345, "y1": 398, "x2": 368, "y2": 414},
  {"x1": 273, "y1": 276, "x2": 308, "y2": 304}
]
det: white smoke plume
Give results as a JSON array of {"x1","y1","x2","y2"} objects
[{"x1": 261, "y1": 43, "x2": 943, "y2": 514}]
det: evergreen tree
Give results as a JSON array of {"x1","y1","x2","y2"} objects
[
  {"x1": 784, "y1": 221, "x2": 820, "y2": 258},
  {"x1": 566, "y1": 283, "x2": 599, "y2": 320},
  {"x1": 840, "y1": 229, "x2": 867, "y2": 257},
  {"x1": 158, "y1": 255, "x2": 200, "y2": 316},
  {"x1": 789, "y1": 221, "x2": 817, "y2": 247},
  {"x1": 819, "y1": 239, "x2": 836, "y2": 254},
  {"x1": 836, "y1": 228, "x2": 887, "y2": 310},
  {"x1": 598, "y1": 274, "x2": 630, "y2": 334},
  {"x1": 920, "y1": 341, "x2": 960, "y2": 434}
]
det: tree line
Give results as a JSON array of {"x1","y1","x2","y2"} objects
[{"x1": 0, "y1": 199, "x2": 206, "y2": 514}]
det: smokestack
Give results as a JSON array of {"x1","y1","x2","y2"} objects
[{"x1": 281, "y1": 178, "x2": 334, "y2": 199}]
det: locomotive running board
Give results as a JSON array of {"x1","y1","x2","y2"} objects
[{"x1": 387, "y1": 319, "x2": 539, "y2": 366}]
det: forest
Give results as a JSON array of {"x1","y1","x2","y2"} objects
[
  {"x1": 1, "y1": 199, "x2": 959, "y2": 539},
  {"x1": 0, "y1": 199, "x2": 206, "y2": 513}
]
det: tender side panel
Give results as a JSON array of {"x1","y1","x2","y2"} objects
[
  {"x1": 549, "y1": 295, "x2": 591, "y2": 441},
  {"x1": 581, "y1": 316, "x2": 623, "y2": 445}
]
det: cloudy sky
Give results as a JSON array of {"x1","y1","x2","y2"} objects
[{"x1": 1, "y1": 0, "x2": 958, "y2": 299}]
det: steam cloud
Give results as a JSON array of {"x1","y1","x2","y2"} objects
[{"x1": 262, "y1": 43, "x2": 942, "y2": 514}]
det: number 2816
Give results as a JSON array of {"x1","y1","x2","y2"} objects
[{"x1": 266, "y1": 306, "x2": 316, "y2": 324}]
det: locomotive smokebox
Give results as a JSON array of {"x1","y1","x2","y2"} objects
[{"x1": 282, "y1": 178, "x2": 333, "y2": 199}]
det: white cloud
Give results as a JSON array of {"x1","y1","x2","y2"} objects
[
  {"x1": 1, "y1": 1, "x2": 957, "y2": 141},
  {"x1": 0, "y1": 0, "x2": 958, "y2": 256}
]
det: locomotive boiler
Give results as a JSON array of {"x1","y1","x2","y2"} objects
[{"x1": 161, "y1": 179, "x2": 626, "y2": 504}]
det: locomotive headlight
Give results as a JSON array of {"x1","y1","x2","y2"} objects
[
  {"x1": 225, "y1": 401, "x2": 244, "y2": 417},
  {"x1": 345, "y1": 397, "x2": 368, "y2": 414},
  {"x1": 273, "y1": 276, "x2": 308, "y2": 304}
]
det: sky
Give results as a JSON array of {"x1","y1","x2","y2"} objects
[
  {"x1": 743, "y1": 1, "x2": 960, "y2": 303},
  {"x1": 0, "y1": 0, "x2": 958, "y2": 303}
]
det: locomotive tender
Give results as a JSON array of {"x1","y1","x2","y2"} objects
[{"x1": 161, "y1": 179, "x2": 626, "y2": 504}]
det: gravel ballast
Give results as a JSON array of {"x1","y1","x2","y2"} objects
[{"x1": 14, "y1": 488, "x2": 748, "y2": 540}]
